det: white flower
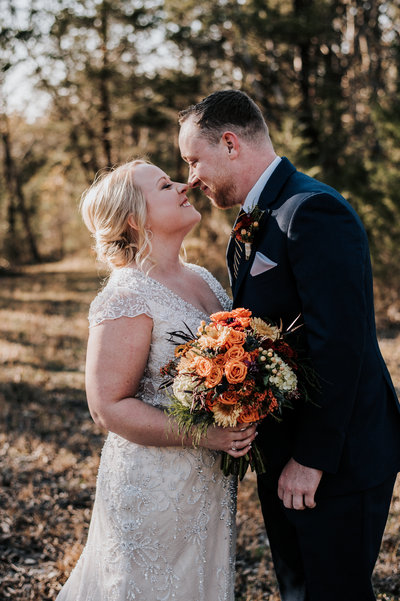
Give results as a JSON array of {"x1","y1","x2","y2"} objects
[
  {"x1": 268, "y1": 353, "x2": 297, "y2": 392},
  {"x1": 172, "y1": 375, "x2": 197, "y2": 407}
]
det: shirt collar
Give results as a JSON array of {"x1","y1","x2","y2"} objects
[{"x1": 242, "y1": 156, "x2": 281, "y2": 213}]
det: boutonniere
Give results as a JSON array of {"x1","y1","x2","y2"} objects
[{"x1": 231, "y1": 205, "x2": 265, "y2": 259}]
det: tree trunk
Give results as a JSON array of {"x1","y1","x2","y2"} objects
[
  {"x1": 293, "y1": 0, "x2": 320, "y2": 155},
  {"x1": 99, "y1": 1, "x2": 112, "y2": 166},
  {"x1": 0, "y1": 114, "x2": 41, "y2": 262}
]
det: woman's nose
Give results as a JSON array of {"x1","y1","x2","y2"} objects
[{"x1": 178, "y1": 182, "x2": 188, "y2": 193}]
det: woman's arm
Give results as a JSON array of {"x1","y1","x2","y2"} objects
[{"x1": 85, "y1": 314, "x2": 256, "y2": 455}]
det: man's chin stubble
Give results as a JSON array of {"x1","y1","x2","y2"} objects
[{"x1": 211, "y1": 188, "x2": 240, "y2": 210}]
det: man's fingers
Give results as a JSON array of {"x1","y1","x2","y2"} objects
[
  {"x1": 282, "y1": 490, "x2": 293, "y2": 509},
  {"x1": 292, "y1": 493, "x2": 306, "y2": 510},
  {"x1": 277, "y1": 458, "x2": 323, "y2": 510},
  {"x1": 304, "y1": 492, "x2": 317, "y2": 509},
  {"x1": 278, "y1": 482, "x2": 316, "y2": 510},
  {"x1": 280, "y1": 491, "x2": 317, "y2": 510}
]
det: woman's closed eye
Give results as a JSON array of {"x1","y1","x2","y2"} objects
[{"x1": 162, "y1": 182, "x2": 173, "y2": 189}]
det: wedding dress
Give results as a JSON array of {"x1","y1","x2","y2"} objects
[{"x1": 56, "y1": 264, "x2": 236, "y2": 601}]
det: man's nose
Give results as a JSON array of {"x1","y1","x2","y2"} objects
[{"x1": 188, "y1": 169, "x2": 200, "y2": 188}]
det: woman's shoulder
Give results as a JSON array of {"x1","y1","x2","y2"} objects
[{"x1": 88, "y1": 267, "x2": 152, "y2": 327}]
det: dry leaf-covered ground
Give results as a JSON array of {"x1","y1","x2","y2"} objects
[{"x1": 1, "y1": 257, "x2": 399, "y2": 600}]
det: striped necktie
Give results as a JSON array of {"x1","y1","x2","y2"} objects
[{"x1": 233, "y1": 209, "x2": 246, "y2": 279}]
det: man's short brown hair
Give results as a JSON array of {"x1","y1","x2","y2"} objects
[{"x1": 178, "y1": 89, "x2": 268, "y2": 145}]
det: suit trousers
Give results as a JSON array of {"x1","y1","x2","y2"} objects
[{"x1": 257, "y1": 474, "x2": 397, "y2": 601}]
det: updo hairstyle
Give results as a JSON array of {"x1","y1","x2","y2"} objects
[{"x1": 80, "y1": 160, "x2": 153, "y2": 269}]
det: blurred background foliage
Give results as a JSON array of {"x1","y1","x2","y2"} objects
[{"x1": 0, "y1": 0, "x2": 399, "y2": 316}]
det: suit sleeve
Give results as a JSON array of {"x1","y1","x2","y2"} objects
[{"x1": 287, "y1": 193, "x2": 368, "y2": 473}]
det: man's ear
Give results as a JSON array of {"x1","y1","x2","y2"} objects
[{"x1": 221, "y1": 131, "x2": 239, "y2": 159}]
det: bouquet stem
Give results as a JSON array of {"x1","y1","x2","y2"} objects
[{"x1": 221, "y1": 441, "x2": 266, "y2": 481}]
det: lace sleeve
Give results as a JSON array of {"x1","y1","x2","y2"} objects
[{"x1": 88, "y1": 284, "x2": 153, "y2": 327}]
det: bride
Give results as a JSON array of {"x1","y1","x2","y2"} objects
[{"x1": 56, "y1": 159, "x2": 257, "y2": 601}]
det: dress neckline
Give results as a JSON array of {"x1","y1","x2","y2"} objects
[{"x1": 118, "y1": 263, "x2": 223, "y2": 319}]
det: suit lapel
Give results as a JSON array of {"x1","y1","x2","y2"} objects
[
  {"x1": 232, "y1": 157, "x2": 297, "y2": 298},
  {"x1": 257, "y1": 157, "x2": 296, "y2": 212}
]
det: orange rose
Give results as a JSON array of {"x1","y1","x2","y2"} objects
[
  {"x1": 195, "y1": 357, "x2": 215, "y2": 377},
  {"x1": 210, "y1": 311, "x2": 233, "y2": 324},
  {"x1": 224, "y1": 359, "x2": 248, "y2": 384},
  {"x1": 204, "y1": 364, "x2": 223, "y2": 388},
  {"x1": 231, "y1": 308, "x2": 252, "y2": 319},
  {"x1": 225, "y1": 329, "x2": 246, "y2": 348},
  {"x1": 214, "y1": 353, "x2": 227, "y2": 366},
  {"x1": 231, "y1": 308, "x2": 252, "y2": 328},
  {"x1": 205, "y1": 390, "x2": 218, "y2": 409},
  {"x1": 218, "y1": 389, "x2": 239, "y2": 405},
  {"x1": 225, "y1": 345, "x2": 247, "y2": 360}
]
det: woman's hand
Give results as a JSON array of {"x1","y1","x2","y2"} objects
[{"x1": 200, "y1": 423, "x2": 258, "y2": 457}]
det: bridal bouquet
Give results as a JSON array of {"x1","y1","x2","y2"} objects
[{"x1": 160, "y1": 308, "x2": 306, "y2": 480}]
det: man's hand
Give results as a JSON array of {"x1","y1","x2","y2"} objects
[{"x1": 278, "y1": 457, "x2": 323, "y2": 510}]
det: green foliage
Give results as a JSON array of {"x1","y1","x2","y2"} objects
[{"x1": 167, "y1": 399, "x2": 214, "y2": 446}]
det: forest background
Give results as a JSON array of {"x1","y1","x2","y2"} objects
[
  {"x1": 1, "y1": 0, "x2": 400, "y2": 599},
  {"x1": 1, "y1": 0, "x2": 400, "y2": 310}
]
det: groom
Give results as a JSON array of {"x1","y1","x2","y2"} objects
[{"x1": 178, "y1": 89, "x2": 400, "y2": 601}]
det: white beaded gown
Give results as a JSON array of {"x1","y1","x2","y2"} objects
[{"x1": 56, "y1": 264, "x2": 237, "y2": 601}]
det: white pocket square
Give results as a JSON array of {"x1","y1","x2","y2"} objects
[{"x1": 250, "y1": 251, "x2": 278, "y2": 276}]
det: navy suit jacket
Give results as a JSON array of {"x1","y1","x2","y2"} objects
[{"x1": 228, "y1": 157, "x2": 400, "y2": 496}]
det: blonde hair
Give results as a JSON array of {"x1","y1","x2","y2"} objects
[{"x1": 80, "y1": 159, "x2": 154, "y2": 270}]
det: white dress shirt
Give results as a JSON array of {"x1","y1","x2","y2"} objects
[{"x1": 242, "y1": 156, "x2": 281, "y2": 213}]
